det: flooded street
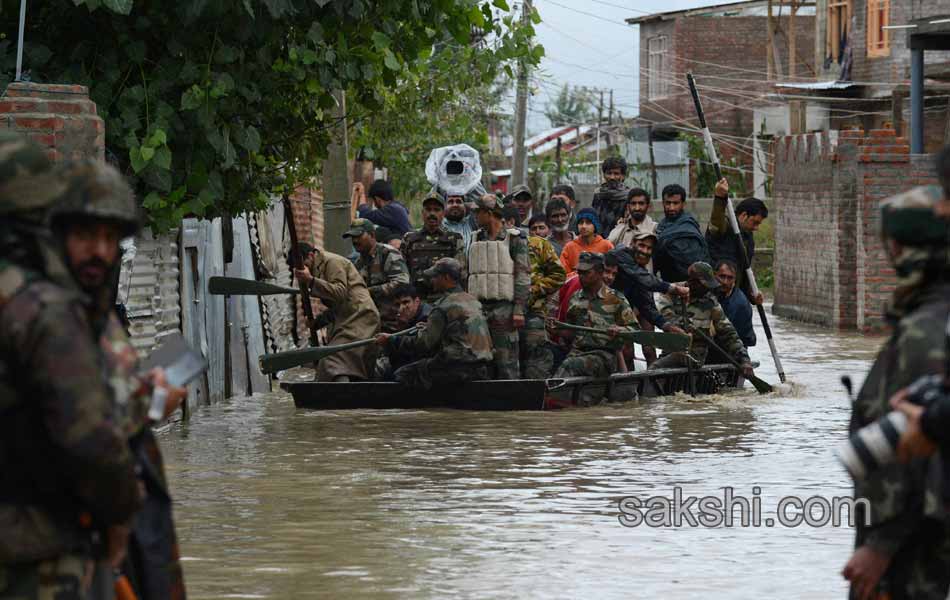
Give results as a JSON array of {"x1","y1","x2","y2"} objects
[{"x1": 159, "y1": 310, "x2": 883, "y2": 599}]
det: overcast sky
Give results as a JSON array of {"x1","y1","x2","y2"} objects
[{"x1": 525, "y1": 0, "x2": 732, "y2": 134}]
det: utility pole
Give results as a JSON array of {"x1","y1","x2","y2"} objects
[
  {"x1": 555, "y1": 137, "x2": 562, "y2": 185},
  {"x1": 788, "y1": 0, "x2": 798, "y2": 79},
  {"x1": 767, "y1": 0, "x2": 774, "y2": 80},
  {"x1": 596, "y1": 90, "x2": 604, "y2": 166},
  {"x1": 511, "y1": 0, "x2": 532, "y2": 188},
  {"x1": 647, "y1": 124, "x2": 658, "y2": 199},
  {"x1": 322, "y1": 90, "x2": 350, "y2": 256}
]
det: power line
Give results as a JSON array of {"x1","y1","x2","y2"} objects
[{"x1": 540, "y1": 0, "x2": 633, "y2": 27}]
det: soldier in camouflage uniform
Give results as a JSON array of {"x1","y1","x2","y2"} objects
[
  {"x1": 376, "y1": 258, "x2": 492, "y2": 388},
  {"x1": 468, "y1": 194, "x2": 531, "y2": 380},
  {"x1": 553, "y1": 252, "x2": 638, "y2": 378},
  {"x1": 0, "y1": 144, "x2": 187, "y2": 600},
  {"x1": 651, "y1": 262, "x2": 753, "y2": 377},
  {"x1": 842, "y1": 185, "x2": 950, "y2": 600},
  {"x1": 345, "y1": 218, "x2": 409, "y2": 333},
  {"x1": 401, "y1": 191, "x2": 467, "y2": 302},
  {"x1": 521, "y1": 233, "x2": 566, "y2": 379}
]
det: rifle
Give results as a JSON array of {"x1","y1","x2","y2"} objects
[
  {"x1": 259, "y1": 326, "x2": 418, "y2": 374},
  {"x1": 686, "y1": 72, "x2": 787, "y2": 384},
  {"x1": 208, "y1": 276, "x2": 301, "y2": 296},
  {"x1": 689, "y1": 327, "x2": 773, "y2": 394},
  {"x1": 551, "y1": 320, "x2": 690, "y2": 353},
  {"x1": 283, "y1": 194, "x2": 320, "y2": 347}
]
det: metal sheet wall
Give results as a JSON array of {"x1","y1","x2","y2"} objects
[{"x1": 118, "y1": 229, "x2": 181, "y2": 357}]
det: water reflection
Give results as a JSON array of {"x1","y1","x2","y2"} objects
[{"x1": 159, "y1": 310, "x2": 882, "y2": 599}]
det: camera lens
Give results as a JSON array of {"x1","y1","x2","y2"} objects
[
  {"x1": 446, "y1": 160, "x2": 464, "y2": 175},
  {"x1": 837, "y1": 411, "x2": 908, "y2": 480}
]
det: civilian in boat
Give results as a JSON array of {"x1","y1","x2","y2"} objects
[
  {"x1": 705, "y1": 177, "x2": 768, "y2": 305},
  {"x1": 559, "y1": 208, "x2": 614, "y2": 276},
  {"x1": 544, "y1": 197, "x2": 575, "y2": 256},
  {"x1": 376, "y1": 258, "x2": 493, "y2": 388},
  {"x1": 711, "y1": 259, "x2": 756, "y2": 355},
  {"x1": 607, "y1": 188, "x2": 657, "y2": 257},
  {"x1": 551, "y1": 252, "x2": 638, "y2": 379},
  {"x1": 654, "y1": 183, "x2": 711, "y2": 284}
]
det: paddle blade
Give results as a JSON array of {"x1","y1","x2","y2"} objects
[
  {"x1": 208, "y1": 276, "x2": 300, "y2": 296},
  {"x1": 747, "y1": 373, "x2": 773, "y2": 394},
  {"x1": 624, "y1": 331, "x2": 690, "y2": 353},
  {"x1": 260, "y1": 346, "x2": 323, "y2": 374}
]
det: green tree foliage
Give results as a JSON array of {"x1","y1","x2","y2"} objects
[
  {"x1": 0, "y1": 0, "x2": 539, "y2": 230},
  {"x1": 543, "y1": 83, "x2": 593, "y2": 128}
]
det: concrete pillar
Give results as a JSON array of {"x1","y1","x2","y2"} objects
[
  {"x1": 911, "y1": 48, "x2": 924, "y2": 153},
  {"x1": 0, "y1": 82, "x2": 104, "y2": 162}
]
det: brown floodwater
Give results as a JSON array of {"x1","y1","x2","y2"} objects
[{"x1": 158, "y1": 309, "x2": 883, "y2": 599}]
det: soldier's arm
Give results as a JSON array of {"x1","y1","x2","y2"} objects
[
  {"x1": 512, "y1": 235, "x2": 530, "y2": 316},
  {"x1": 711, "y1": 304, "x2": 750, "y2": 364},
  {"x1": 454, "y1": 236, "x2": 468, "y2": 286},
  {"x1": 708, "y1": 194, "x2": 728, "y2": 236},
  {"x1": 656, "y1": 293, "x2": 678, "y2": 326},
  {"x1": 615, "y1": 296, "x2": 639, "y2": 332},
  {"x1": 369, "y1": 251, "x2": 410, "y2": 300},
  {"x1": 397, "y1": 307, "x2": 445, "y2": 356},
  {"x1": 310, "y1": 258, "x2": 350, "y2": 305},
  {"x1": 4, "y1": 291, "x2": 140, "y2": 527}
]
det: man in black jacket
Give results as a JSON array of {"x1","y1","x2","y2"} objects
[
  {"x1": 654, "y1": 183, "x2": 710, "y2": 284},
  {"x1": 705, "y1": 178, "x2": 768, "y2": 305},
  {"x1": 608, "y1": 233, "x2": 688, "y2": 364}
]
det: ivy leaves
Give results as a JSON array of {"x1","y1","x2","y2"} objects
[{"x1": 11, "y1": 0, "x2": 537, "y2": 231}]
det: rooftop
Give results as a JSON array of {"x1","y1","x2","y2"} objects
[{"x1": 625, "y1": 0, "x2": 813, "y2": 26}]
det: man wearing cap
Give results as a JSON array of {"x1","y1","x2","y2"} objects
[
  {"x1": 403, "y1": 191, "x2": 467, "y2": 302},
  {"x1": 841, "y1": 184, "x2": 950, "y2": 600},
  {"x1": 468, "y1": 194, "x2": 530, "y2": 380},
  {"x1": 376, "y1": 258, "x2": 493, "y2": 388},
  {"x1": 652, "y1": 262, "x2": 752, "y2": 376},
  {"x1": 507, "y1": 184, "x2": 534, "y2": 227},
  {"x1": 345, "y1": 218, "x2": 410, "y2": 333},
  {"x1": 609, "y1": 231, "x2": 688, "y2": 365},
  {"x1": 551, "y1": 252, "x2": 639, "y2": 379},
  {"x1": 559, "y1": 207, "x2": 614, "y2": 276},
  {"x1": 295, "y1": 242, "x2": 380, "y2": 381}
]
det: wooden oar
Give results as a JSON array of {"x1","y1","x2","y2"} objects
[
  {"x1": 208, "y1": 276, "x2": 301, "y2": 296},
  {"x1": 687, "y1": 72, "x2": 786, "y2": 384},
  {"x1": 551, "y1": 321, "x2": 690, "y2": 353},
  {"x1": 259, "y1": 326, "x2": 418, "y2": 374},
  {"x1": 689, "y1": 327, "x2": 773, "y2": 394}
]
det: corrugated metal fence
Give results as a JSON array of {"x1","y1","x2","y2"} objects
[{"x1": 118, "y1": 191, "x2": 323, "y2": 419}]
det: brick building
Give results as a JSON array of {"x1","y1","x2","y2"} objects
[
  {"x1": 627, "y1": 1, "x2": 816, "y2": 170},
  {"x1": 785, "y1": 0, "x2": 950, "y2": 151}
]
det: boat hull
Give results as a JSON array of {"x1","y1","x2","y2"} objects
[{"x1": 279, "y1": 364, "x2": 740, "y2": 411}]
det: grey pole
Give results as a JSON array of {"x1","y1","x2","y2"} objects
[
  {"x1": 910, "y1": 47, "x2": 924, "y2": 154},
  {"x1": 15, "y1": 0, "x2": 26, "y2": 81}
]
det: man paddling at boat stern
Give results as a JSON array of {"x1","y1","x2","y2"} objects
[
  {"x1": 550, "y1": 252, "x2": 638, "y2": 379},
  {"x1": 376, "y1": 258, "x2": 493, "y2": 389},
  {"x1": 651, "y1": 262, "x2": 753, "y2": 378}
]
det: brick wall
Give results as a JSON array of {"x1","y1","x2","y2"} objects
[
  {"x1": 288, "y1": 184, "x2": 327, "y2": 343},
  {"x1": 772, "y1": 128, "x2": 937, "y2": 331},
  {"x1": 0, "y1": 82, "x2": 104, "y2": 161}
]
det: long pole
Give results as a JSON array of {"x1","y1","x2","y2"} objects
[
  {"x1": 15, "y1": 0, "x2": 26, "y2": 81},
  {"x1": 686, "y1": 72, "x2": 787, "y2": 384},
  {"x1": 511, "y1": 0, "x2": 531, "y2": 187}
]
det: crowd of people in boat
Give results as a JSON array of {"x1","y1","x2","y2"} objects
[{"x1": 292, "y1": 152, "x2": 768, "y2": 387}]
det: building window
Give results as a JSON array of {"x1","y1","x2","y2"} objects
[
  {"x1": 648, "y1": 35, "x2": 669, "y2": 100},
  {"x1": 827, "y1": 0, "x2": 852, "y2": 62},
  {"x1": 866, "y1": 0, "x2": 890, "y2": 57}
]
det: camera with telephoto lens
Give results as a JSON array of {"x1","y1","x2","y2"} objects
[{"x1": 837, "y1": 374, "x2": 944, "y2": 481}]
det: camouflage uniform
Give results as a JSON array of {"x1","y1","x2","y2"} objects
[
  {"x1": 555, "y1": 269, "x2": 638, "y2": 379},
  {"x1": 390, "y1": 281, "x2": 493, "y2": 389},
  {"x1": 521, "y1": 235, "x2": 566, "y2": 379},
  {"x1": 652, "y1": 268, "x2": 750, "y2": 369},
  {"x1": 0, "y1": 144, "x2": 143, "y2": 600},
  {"x1": 470, "y1": 225, "x2": 530, "y2": 380},
  {"x1": 354, "y1": 242, "x2": 409, "y2": 332},
  {"x1": 402, "y1": 226, "x2": 467, "y2": 302},
  {"x1": 848, "y1": 185, "x2": 950, "y2": 600}
]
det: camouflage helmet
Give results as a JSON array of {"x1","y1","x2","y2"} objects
[
  {"x1": 0, "y1": 131, "x2": 65, "y2": 221},
  {"x1": 880, "y1": 185, "x2": 949, "y2": 246},
  {"x1": 688, "y1": 261, "x2": 721, "y2": 290},
  {"x1": 48, "y1": 159, "x2": 141, "y2": 236}
]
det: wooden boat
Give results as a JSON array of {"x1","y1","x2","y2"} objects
[{"x1": 279, "y1": 363, "x2": 743, "y2": 411}]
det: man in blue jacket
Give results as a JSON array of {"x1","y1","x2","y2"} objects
[
  {"x1": 358, "y1": 179, "x2": 412, "y2": 235},
  {"x1": 654, "y1": 183, "x2": 711, "y2": 284}
]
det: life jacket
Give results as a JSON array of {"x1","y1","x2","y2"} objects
[{"x1": 468, "y1": 234, "x2": 516, "y2": 302}]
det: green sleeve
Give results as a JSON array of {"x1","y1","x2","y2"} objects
[{"x1": 711, "y1": 304, "x2": 749, "y2": 363}]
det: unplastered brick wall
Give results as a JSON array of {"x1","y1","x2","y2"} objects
[
  {"x1": 772, "y1": 128, "x2": 937, "y2": 331},
  {"x1": 0, "y1": 82, "x2": 104, "y2": 161},
  {"x1": 289, "y1": 184, "x2": 327, "y2": 344}
]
